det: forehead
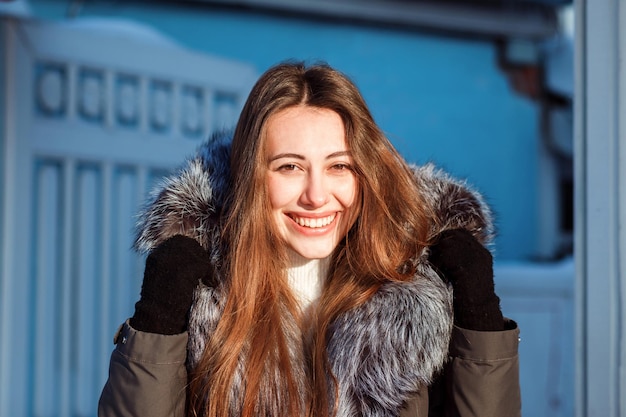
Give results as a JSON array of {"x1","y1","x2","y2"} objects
[{"x1": 265, "y1": 106, "x2": 347, "y2": 154}]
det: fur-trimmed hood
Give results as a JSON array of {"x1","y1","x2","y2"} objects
[{"x1": 133, "y1": 133, "x2": 494, "y2": 416}]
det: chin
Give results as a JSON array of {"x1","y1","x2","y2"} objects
[{"x1": 291, "y1": 244, "x2": 336, "y2": 260}]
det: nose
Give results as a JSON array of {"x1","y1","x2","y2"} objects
[{"x1": 300, "y1": 172, "x2": 329, "y2": 208}]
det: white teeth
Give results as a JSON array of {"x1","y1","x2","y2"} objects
[{"x1": 292, "y1": 214, "x2": 336, "y2": 228}]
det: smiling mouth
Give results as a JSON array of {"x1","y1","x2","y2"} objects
[{"x1": 289, "y1": 213, "x2": 337, "y2": 228}]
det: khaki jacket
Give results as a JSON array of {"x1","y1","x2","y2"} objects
[
  {"x1": 101, "y1": 135, "x2": 521, "y2": 416},
  {"x1": 98, "y1": 320, "x2": 521, "y2": 417}
]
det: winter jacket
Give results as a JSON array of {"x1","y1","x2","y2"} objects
[{"x1": 98, "y1": 135, "x2": 521, "y2": 417}]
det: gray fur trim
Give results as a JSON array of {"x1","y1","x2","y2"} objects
[
  {"x1": 133, "y1": 132, "x2": 231, "y2": 255},
  {"x1": 328, "y1": 264, "x2": 453, "y2": 416},
  {"x1": 412, "y1": 163, "x2": 495, "y2": 247}
]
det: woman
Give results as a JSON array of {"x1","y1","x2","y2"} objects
[{"x1": 99, "y1": 62, "x2": 520, "y2": 417}]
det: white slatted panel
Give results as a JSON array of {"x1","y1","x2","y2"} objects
[{"x1": 0, "y1": 17, "x2": 256, "y2": 416}]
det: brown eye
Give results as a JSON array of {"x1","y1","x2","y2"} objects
[
  {"x1": 279, "y1": 164, "x2": 298, "y2": 171},
  {"x1": 331, "y1": 163, "x2": 351, "y2": 171}
]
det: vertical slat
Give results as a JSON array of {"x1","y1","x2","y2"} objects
[
  {"x1": 618, "y1": 0, "x2": 626, "y2": 411},
  {"x1": 112, "y1": 167, "x2": 140, "y2": 322},
  {"x1": 74, "y1": 163, "x2": 101, "y2": 415},
  {"x1": 172, "y1": 81, "x2": 181, "y2": 138},
  {"x1": 0, "y1": 19, "x2": 16, "y2": 415},
  {"x1": 98, "y1": 162, "x2": 113, "y2": 390},
  {"x1": 59, "y1": 157, "x2": 76, "y2": 417},
  {"x1": 66, "y1": 63, "x2": 77, "y2": 121},
  {"x1": 32, "y1": 160, "x2": 62, "y2": 416},
  {"x1": 573, "y1": 3, "x2": 585, "y2": 416},
  {"x1": 0, "y1": 20, "x2": 21, "y2": 417},
  {"x1": 577, "y1": 1, "x2": 624, "y2": 416},
  {"x1": 204, "y1": 87, "x2": 215, "y2": 137},
  {"x1": 139, "y1": 76, "x2": 149, "y2": 134},
  {"x1": 104, "y1": 69, "x2": 115, "y2": 129}
]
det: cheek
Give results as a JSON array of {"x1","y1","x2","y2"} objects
[
  {"x1": 267, "y1": 177, "x2": 283, "y2": 210},
  {"x1": 337, "y1": 177, "x2": 358, "y2": 208},
  {"x1": 267, "y1": 175, "x2": 298, "y2": 210},
  {"x1": 266, "y1": 178, "x2": 287, "y2": 235}
]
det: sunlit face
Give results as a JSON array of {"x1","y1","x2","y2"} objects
[{"x1": 265, "y1": 106, "x2": 358, "y2": 259}]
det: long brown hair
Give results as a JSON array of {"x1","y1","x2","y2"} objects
[{"x1": 188, "y1": 62, "x2": 432, "y2": 417}]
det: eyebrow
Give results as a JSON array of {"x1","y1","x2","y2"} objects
[{"x1": 268, "y1": 151, "x2": 352, "y2": 163}]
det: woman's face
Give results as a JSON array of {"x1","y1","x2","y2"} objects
[{"x1": 265, "y1": 106, "x2": 358, "y2": 259}]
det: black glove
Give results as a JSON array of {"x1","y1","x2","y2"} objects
[
  {"x1": 428, "y1": 228, "x2": 504, "y2": 331},
  {"x1": 130, "y1": 235, "x2": 214, "y2": 335}
]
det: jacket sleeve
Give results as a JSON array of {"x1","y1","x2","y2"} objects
[
  {"x1": 429, "y1": 320, "x2": 521, "y2": 417},
  {"x1": 98, "y1": 321, "x2": 189, "y2": 417}
]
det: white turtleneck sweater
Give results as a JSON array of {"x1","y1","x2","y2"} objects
[{"x1": 286, "y1": 251, "x2": 329, "y2": 311}]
